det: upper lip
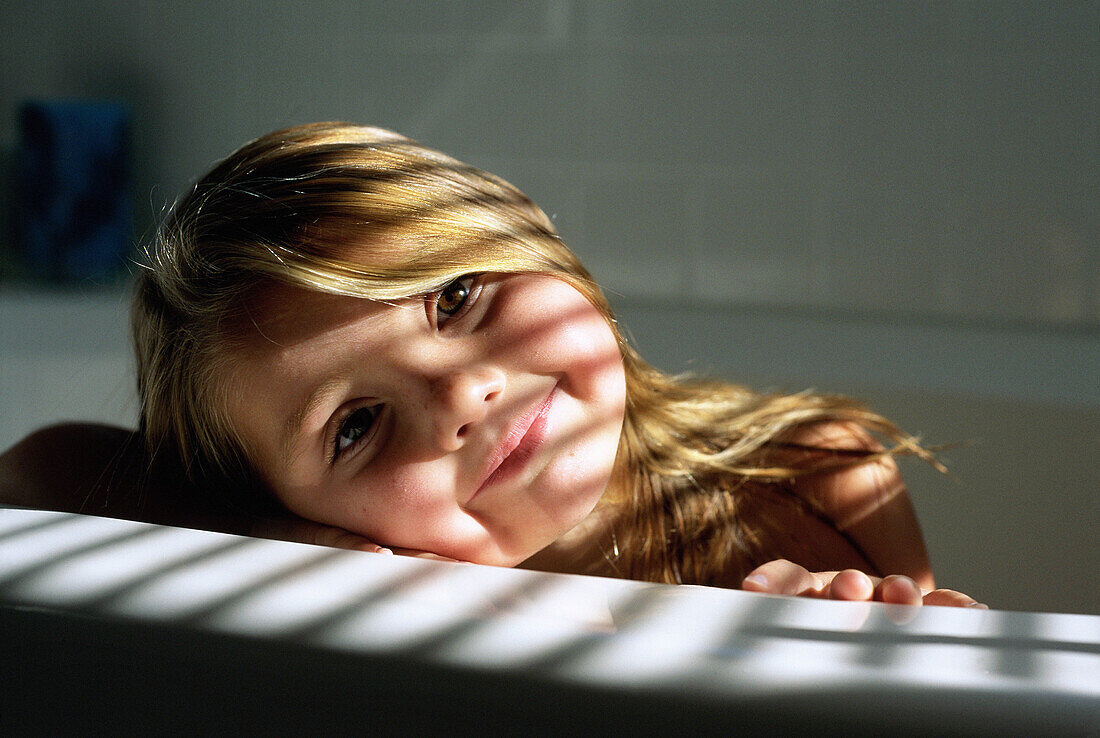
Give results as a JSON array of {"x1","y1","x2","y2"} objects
[{"x1": 469, "y1": 387, "x2": 555, "y2": 501}]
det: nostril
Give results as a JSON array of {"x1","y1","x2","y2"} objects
[{"x1": 456, "y1": 423, "x2": 470, "y2": 438}]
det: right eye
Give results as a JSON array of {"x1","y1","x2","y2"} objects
[
  {"x1": 433, "y1": 275, "x2": 478, "y2": 326},
  {"x1": 332, "y1": 405, "x2": 382, "y2": 460}
]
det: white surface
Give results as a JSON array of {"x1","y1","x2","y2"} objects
[{"x1": 1, "y1": 508, "x2": 1097, "y2": 733}]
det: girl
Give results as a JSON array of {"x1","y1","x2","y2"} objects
[{"x1": 2, "y1": 123, "x2": 981, "y2": 607}]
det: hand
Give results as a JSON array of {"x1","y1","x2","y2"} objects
[
  {"x1": 741, "y1": 559, "x2": 987, "y2": 608},
  {"x1": 249, "y1": 516, "x2": 458, "y2": 561}
]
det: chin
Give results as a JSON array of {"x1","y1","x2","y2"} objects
[
  {"x1": 473, "y1": 551, "x2": 529, "y2": 568},
  {"x1": 461, "y1": 540, "x2": 543, "y2": 568},
  {"x1": 445, "y1": 530, "x2": 560, "y2": 569}
]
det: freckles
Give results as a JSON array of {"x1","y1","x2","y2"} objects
[
  {"x1": 383, "y1": 470, "x2": 438, "y2": 511},
  {"x1": 351, "y1": 473, "x2": 436, "y2": 542}
]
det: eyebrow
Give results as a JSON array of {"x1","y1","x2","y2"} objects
[{"x1": 280, "y1": 375, "x2": 348, "y2": 464}]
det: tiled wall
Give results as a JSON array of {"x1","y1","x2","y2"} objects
[{"x1": 2, "y1": 1, "x2": 1096, "y2": 326}]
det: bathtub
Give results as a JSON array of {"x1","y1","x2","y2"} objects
[{"x1": 2, "y1": 506, "x2": 1097, "y2": 734}]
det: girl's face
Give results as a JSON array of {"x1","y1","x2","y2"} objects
[{"x1": 227, "y1": 273, "x2": 626, "y2": 566}]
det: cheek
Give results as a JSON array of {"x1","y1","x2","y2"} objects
[
  {"x1": 337, "y1": 464, "x2": 456, "y2": 546},
  {"x1": 348, "y1": 466, "x2": 428, "y2": 519},
  {"x1": 551, "y1": 311, "x2": 624, "y2": 399},
  {"x1": 504, "y1": 288, "x2": 621, "y2": 380}
]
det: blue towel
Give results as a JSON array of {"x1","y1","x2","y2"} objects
[{"x1": 17, "y1": 100, "x2": 131, "y2": 282}]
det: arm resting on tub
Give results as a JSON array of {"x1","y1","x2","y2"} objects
[
  {"x1": 0, "y1": 423, "x2": 250, "y2": 535},
  {"x1": 0, "y1": 423, "x2": 392, "y2": 552}
]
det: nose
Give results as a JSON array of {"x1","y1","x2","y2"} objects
[{"x1": 429, "y1": 365, "x2": 505, "y2": 451}]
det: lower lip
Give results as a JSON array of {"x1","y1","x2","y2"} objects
[{"x1": 473, "y1": 389, "x2": 556, "y2": 499}]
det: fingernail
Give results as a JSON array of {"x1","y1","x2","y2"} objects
[
  {"x1": 743, "y1": 574, "x2": 768, "y2": 589},
  {"x1": 375, "y1": 547, "x2": 393, "y2": 555},
  {"x1": 967, "y1": 602, "x2": 988, "y2": 609}
]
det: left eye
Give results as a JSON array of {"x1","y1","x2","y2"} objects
[
  {"x1": 435, "y1": 275, "x2": 476, "y2": 323},
  {"x1": 333, "y1": 405, "x2": 381, "y2": 459}
]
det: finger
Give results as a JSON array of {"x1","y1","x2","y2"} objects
[
  {"x1": 742, "y1": 559, "x2": 822, "y2": 596},
  {"x1": 922, "y1": 588, "x2": 988, "y2": 609},
  {"x1": 311, "y1": 526, "x2": 391, "y2": 554},
  {"x1": 249, "y1": 517, "x2": 391, "y2": 554},
  {"x1": 389, "y1": 546, "x2": 460, "y2": 562},
  {"x1": 353, "y1": 542, "x2": 394, "y2": 555},
  {"x1": 824, "y1": 569, "x2": 876, "y2": 601},
  {"x1": 875, "y1": 574, "x2": 923, "y2": 606}
]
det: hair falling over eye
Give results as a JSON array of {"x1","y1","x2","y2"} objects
[{"x1": 133, "y1": 121, "x2": 937, "y2": 585}]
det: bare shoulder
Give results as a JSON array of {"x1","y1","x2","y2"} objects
[
  {"x1": 780, "y1": 419, "x2": 886, "y2": 454},
  {"x1": 0, "y1": 423, "x2": 139, "y2": 511},
  {"x1": 0, "y1": 423, "x2": 247, "y2": 534},
  {"x1": 779, "y1": 421, "x2": 935, "y2": 588},
  {"x1": 779, "y1": 421, "x2": 898, "y2": 523}
]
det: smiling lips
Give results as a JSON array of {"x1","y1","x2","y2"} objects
[{"x1": 470, "y1": 387, "x2": 557, "y2": 502}]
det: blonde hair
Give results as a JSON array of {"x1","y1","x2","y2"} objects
[{"x1": 134, "y1": 122, "x2": 930, "y2": 582}]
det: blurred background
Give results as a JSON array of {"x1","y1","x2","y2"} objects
[{"x1": 0, "y1": 1, "x2": 1096, "y2": 613}]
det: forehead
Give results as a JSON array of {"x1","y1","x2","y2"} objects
[
  {"x1": 237, "y1": 282, "x2": 394, "y2": 351},
  {"x1": 225, "y1": 282, "x2": 406, "y2": 422}
]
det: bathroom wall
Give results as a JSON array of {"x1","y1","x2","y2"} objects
[
  {"x1": 2, "y1": 1, "x2": 1095, "y2": 326},
  {"x1": 1, "y1": 1, "x2": 1097, "y2": 613}
]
